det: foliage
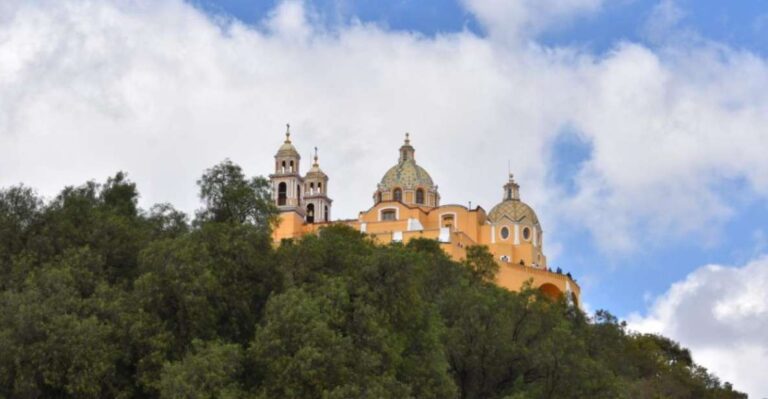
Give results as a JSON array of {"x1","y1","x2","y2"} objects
[
  {"x1": 195, "y1": 159, "x2": 277, "y2": 229},
  {"x1": 0, "y1": 161, "x2": 747, "y2": 398}
]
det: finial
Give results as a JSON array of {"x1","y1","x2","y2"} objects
[
  {"x1": 313, "y1": 146, "x2": 319, "y2": 164},
  {"x1": 405, "y1": 132, "x2": 410, "y2": 145},
  {"x1": 285, "y1": 123, "x2": 291, "y2": 143}
]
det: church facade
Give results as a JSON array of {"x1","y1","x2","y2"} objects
[{"x1": 269, "y1": 127, "x2": 580, "y2": 305}]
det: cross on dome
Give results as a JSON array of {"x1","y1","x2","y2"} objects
[{"x1": 285, "y1": 123, "x2": 291, "y2": 143}]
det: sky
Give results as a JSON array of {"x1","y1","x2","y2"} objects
[{"x1": 1, "y1": 0, "x2": 767, "y2": 396}]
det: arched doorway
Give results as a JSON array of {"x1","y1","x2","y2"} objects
[{"x1": 538, "y1": 283, "x2": 563, "y2": 301}]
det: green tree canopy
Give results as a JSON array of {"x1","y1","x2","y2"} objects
[{"x1": 0, "y1": 161, "x2": 747, "y2": 399}]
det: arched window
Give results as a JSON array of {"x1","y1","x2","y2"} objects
[
  {"x1": 306, "y1": 203, "x2": 315, "y2": 223},
  {"x1": 416, "y1": 188, "x2": 424, "y2": 204},
  {"x1": 441, "y1": 214, "x2": 454, "y2": 230},
  {"x1": 289, "y1": 160, "x2": 294, "y2": 172},
  {"x1": 310, "y1": 182, "x2": 315, "y2": 194},
  {"x1": 281, "y1": 161, "x2": 286, "y2": 173},
  {"x1": 277, "y1": 182, "x2": 287, "y2": 206},
  {"x1": 318, "y1": 182, "x2": 322, "y2": 192},
  {"x1": 393, "y1": 188, "x2": 402, "y2": 202},
  {"x1": 381, "y1": 209, "x2": 397, "y2": 221}
]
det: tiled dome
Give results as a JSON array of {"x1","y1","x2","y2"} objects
[
  {"x1": 488, "y1": 199, "x2": 539, "y2": 225},
  {"x1": 487, "y1": 174, "x2": 540, "y2": 226},
  {"x1": 378, "y1": 133, "x2": 435, "y2": 190}
]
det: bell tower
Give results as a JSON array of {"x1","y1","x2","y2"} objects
[
  {"x1": 269, "y1": 124, "x2": 304, "y2": 216},
  {"x1": 303, "y1": 147, "x2": 332, "y2": 223}
]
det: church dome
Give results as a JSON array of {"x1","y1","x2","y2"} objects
[
  {"x1": 378, "y1": 133, "x2": 435, "y2": 190},
  {"x1": 305, "y1": 148, "x2": 327, "y2": 179},
  {"x1": 380, "y1": 162, "x2": 434, "y2": 190},
  {"x1": 276, "y1": 139, "x2": 299, "y2": 158},
  {"x1": 488, "y1": 200, "x2": 539, "y2": 225},
  {"x1": 487, "y1": 174, "x2": 540, "y2": 226},
  {"x1": 275, "y1": 125, "x2": 299, "y2": 158}
]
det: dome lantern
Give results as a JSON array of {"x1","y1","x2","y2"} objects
[
  {"x1": 504, "y1": 173, "x2": 520, "y2": 201},
  {"x1": 488, "y1": 173, "x2": 540, "y2": 227},
  {"x1": 399, "y1": 132, "x2": 415, "y2": 162}
]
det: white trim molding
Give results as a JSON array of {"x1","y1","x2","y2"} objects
[
  {"x1": 439, "y1": 227, "x2": 451, "y2": 243},
  {"x1": 514, "y1": 224, "x2": 520, "y2": 245},
  {"x1": 392, "y1": 231, "x2": 403, "y2": 242},
  {"x1": 407, "y1": 218, "x2": 424, "y2": 231},
  {"x1": 378, "y1": 206, "x2": 400, "y2": 221},
  {"x1": 438, "y1": 212, "x2": 458, "y2": 227}
]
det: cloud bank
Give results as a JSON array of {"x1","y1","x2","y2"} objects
[
  {"x1": 629, "y1": 256, "x2": 768, "y2": 397},
  {"x1": 1, "y1": 0, "x2": 766, "y2": 256}
]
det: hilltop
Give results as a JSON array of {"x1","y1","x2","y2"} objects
[{"x1": 0, "y1": 161, "x2": 745, "y2": 398}]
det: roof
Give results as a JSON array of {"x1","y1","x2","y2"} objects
[
  {"x1": 378, "y1": 133, "x2": 436, "y2": 190},
  {"x1": 379, "y1": 159, "x2": 434, "y2": 190},
  {"x1": 487, "y1": 199, "x2": 540, "y2": 226}
]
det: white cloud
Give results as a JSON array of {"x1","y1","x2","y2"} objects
[
  {"x1": 461, "y1": 0, "x2": 604, "y2": 42},
  {"x1": 628, "y1": 256, "x2": 768, "y2": 397},
  {"x1": 643, "y1": 0, "x2": 685, "y2": 42},
  {"x1": 0, "y1": 0, "x2": 766, "y2": 257}
]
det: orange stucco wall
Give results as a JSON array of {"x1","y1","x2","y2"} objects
[{"x1": 273, "y1": 200, "x2": 580, "y2": 305}]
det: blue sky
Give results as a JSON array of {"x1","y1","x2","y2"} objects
[
  {"x1": 187, "y1": 0, "x2": 768, "y2": 315},
  {"x1": 195, "y1": 0, "x2": 768, "y2": 56}
]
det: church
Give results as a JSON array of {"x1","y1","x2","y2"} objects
[{"x1": 269, "y1": 126, "x2": 580, "y2": 305}]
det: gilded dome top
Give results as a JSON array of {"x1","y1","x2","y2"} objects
[
  {"x1": 487, "y1": 174, "x2": 540, "y2": 226},
  {"x1": 305, "y1": 148, "x2": 327, "y2": 179},
  {"x1": 276, "y1": 125, "x2": 300, "y2": 158},
  {"x1": 378, "y1": 134, "x2": 435, "y2": 190}
]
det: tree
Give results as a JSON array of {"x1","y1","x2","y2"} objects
[
  {"x1": 195, "y1": 159, "x2": 277, "y2": 229},
  {"x1": 464, "y1": 245, "x2": 499, "y2": 282},
  {"x1": 0, "y1": 169, "x2": 747, "y2": 399},
  {"x1": 159, "y1": 340, "x2": 245, "y2": 399}
]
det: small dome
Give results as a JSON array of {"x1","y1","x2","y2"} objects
[
  {"x1": 277, "y1": 139, "x2": 299, "y2": 158},
  {"x1": 276, "y1": 125, "x2": 299, "y2": 158},
  {"x1": 378, "y1": 133, "x2": 435, "y2": 190},
  {"x1": 488, "y1": 200, "x2": 539, "y2": 225},
  {"x1": 305, "y1": 149, "x2": 327, "y2": 179},
  {"x1": 487, "y1": 174, "x2": 540, "y2": 226}
]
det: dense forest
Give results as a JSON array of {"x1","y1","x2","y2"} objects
[{"x1": 0, "y1": 160, "x2": 746, "y2": 398}]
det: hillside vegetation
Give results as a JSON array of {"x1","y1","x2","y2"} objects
[{"x1": 0, "y1": 161, "x2": 746, "y2": 398}]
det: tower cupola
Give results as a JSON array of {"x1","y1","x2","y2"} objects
[
  {"x1": 303, "y1": 147, "x2": 333, "y2": 223},
  {"x1": 504, "y1": 173, "x2": 520, "y2": 201},
  {"x1": 269, "y1": 124, "x2": 304, "y2": 215},
  {"x1": 399, "y1": 133, "x2": 415, "y2": 162}
]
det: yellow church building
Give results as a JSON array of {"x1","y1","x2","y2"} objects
[{"x1": 269, "y1": 127, "x2": 580, "y2": 306}]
